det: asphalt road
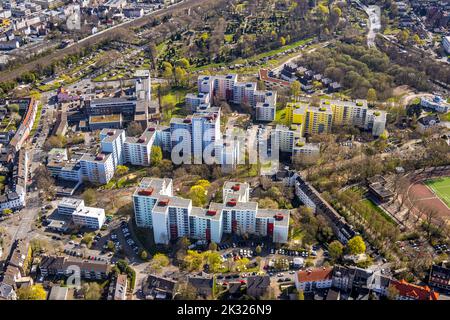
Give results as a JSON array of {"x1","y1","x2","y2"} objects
[{"x1": 0, "y1": 94, "x2": 54, "y2": 257}]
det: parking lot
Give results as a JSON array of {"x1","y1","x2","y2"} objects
[{"x1": 207, "y1": 240, "x2": 324, "y2": 285}]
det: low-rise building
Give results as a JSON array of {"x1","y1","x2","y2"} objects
[
  {"x1": 39, "y1": 256, "x2": 110, "y2": 280},
  {"x1": 429, "y1": 264, "x2": 450, "y2": 292},
  {"x1": 417, "y1": 114, "x2": 441, "y2": 133},
  {"x1": 114, "y1": 274, "x2": 128, "y2": 300},
  {"x1": 420, "y1": 95, "x2": 450, "y2": 113},
  {"x1": 48, "y1": 286, "x2": 68, "y2": 300},
  {"x1": 291, "y1": 174, "x2": 355, "y2": 243},
  {"x1": 57, "y1": 197, "x2": 105, "y2": 230},
  {"x1": 246, "y1": 276, "x2": 270, "y2": 299},
  {"x1": 144, "y1": 274, "x2": 177, "y2": 300},
  {"x1": 187, "y1": 274, "x2": 213, "y2": 298},
  {"x1": 390, "y1": 279, "x2": 439, "y2": 300},
  {"x1": 294, "y1": 267, "x2": 333, "y2": 292}
]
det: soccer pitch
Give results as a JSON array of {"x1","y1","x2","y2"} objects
[{"x1": 425, "y1": 177, "x2": 450, "y2": 208}]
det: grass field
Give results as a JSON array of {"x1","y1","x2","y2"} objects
[
  {"x1": 425, "y1": 177, "x2": 450, "y2": 208},
  {"x1": 361, "y1": 199, "x2": 397, "y2": 225}
]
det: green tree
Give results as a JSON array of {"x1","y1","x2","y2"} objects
[
  {"x1": 367, "y1": 88, "x2": 377, "y2": 103},
  {"x1": 140, "y1": 250, "x2": 148, "y2": 261},
  {"x1": 398, "y1": 29, "x2": 410, "y2": 44},
  {"x1": 82, "y1": 189, "x2": 96, "y2": 206},
  {"x1": 328, "y1": 240, "x2": 344, "y2": 261},
  {"x1": 44, "y1": 135, "x2": 66, "y2": 151},
  {"x1": 412, "y1": 34, "x2": 422, "y2": 46},
  {"x1": 196, "y1": 179, "x2": 210, "y2": 188},
  {"x1": 347, "y1": 236, "x2": 366, "y2": 255},
  {"x1": 176, "y1": 58, "x2": 190, "y2": 69},
  {"x1": 115, "y1": 165, "x2": 129, "y2": 177},
  {"x1": 174, "y1": 66, "x2": 188, "y2": 86},
  {"x1": 189, "y1": 185, "x2": 207, "y2": 207},
  {"x1": 258, "y1": 197, "x2": 279, "y2": 209},
  {"x1": 150, "y1": 146, "x2": 163, "y2": 166},
  {"x1": 81, "y1": 233, "x2": 94, "y2": 248},
  {"x1": 209, "y1": 242, "x2": 218, "y2": 251},
  {"x1": 149, "y1": 253, "x2": 170, "y2": 273},
  {"x1": 7, "y1": 103, "x2": 19, "y2": 113},
  {"x1": 17, "y1": 284, "x2": 47, "y2": 300},
  {"x1": 290, "y1": 80, "x2": 302, "y2": 99},
  {"x1": 162, "y1": 62, "x2": 173, "y2": 80},
  {"x1": 82, "y1": 282, "x2": 102, "y2": 300},
  {"x1": 106, "y1": 240, "x2": 115, "y2": 252}
]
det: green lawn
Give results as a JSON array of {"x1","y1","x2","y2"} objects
[
  {"x1": 30, "y1": 103, "x2": 43, "y2": 136},
  {"x1": 442, "y1": 112, "x2": 450, "y2": 122},
  {"x1": 190, "y1": 37, "x2": 313, "y2": 72},
  {"x1": 425, "y1": 177, "x2": 450, "y2": 208},
  {"x1": 361, "y1": 199, "x2": 397, "y2": 225},
  {"x1": 274, "y1": 107, "x2": 287, "y2": 125}
]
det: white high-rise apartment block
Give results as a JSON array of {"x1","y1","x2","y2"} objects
[
  {"x1": 133, "y1": 178, "x2": 173, "y2": 228},
  {"x1": 99, "y1": 129, "x2": 126, "y2": 167},
  {"x1": 195, "y1": 74, "x2": 277, "y2": 119},
  {"x1": 256, "y1": 102, "x2": 276, "y2": 122},
  {"x1": 80, "y1": 152, "x2": 115, "y2": 184},
  {"x1": 133, "y1": 178, "x2": 290, "y2": 245},
  {"x1": 364, "y1": 110, "x2": 387, "y2": 137},
  {"x1": 134, "y1": 69, "x2": 151, "y2": 103},
  {"x1": 80, "y1": 129, "x2": 125, "y2": 184},
  {"x1": 171, "y1": 110, "x2": 220, "y2": 164},
  {"x1": 215, "y1": 137, "x2": 240, "y2": 172},
  {"x1": 124, "y1": 128, "x2": 156, "y2": 166},
  {"x1": 223, "y1": 181, "x2": 250, "y2": 202},
  {"x1": 186, "y1": 92, "x2": 211, "y2": 112}
]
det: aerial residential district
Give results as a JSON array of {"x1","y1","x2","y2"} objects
[{"x1": 0, "y1": 0, "x2": 449, "y2": 304}]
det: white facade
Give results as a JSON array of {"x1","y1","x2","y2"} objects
[
  {"x1": 420, "y1": 96, "x2": 450, "y2": 113},
  {"x1": 171, "y1": 111, "x2": 220, "y2": 165},
  {"x1": 186, "y1": 92, "x2": 210, "y2": 112},
  {"x1": 80, "y1": 152, "x2": 115, "y2": 185},
  {"x1": 133, "y1": 178, "x2": 290, "y2": 245},
  {"x1": 443, "y1": 36, "x2": 450, "y2": 54},
  {"x1": 124, "y1": 130, "x2": 155, "y2": 166},
  {"x1": 364, "y1": 110, "x2": 387, "y2": 137},
  {"x1": 256, "y1": 102, "x2": 276, "y2": 122},
  {"x1": 222, "y1": 182, "x2": 250, "y2": 202},
  {"x1": 99, "y1": 129, "x2": 126, "y2": 167},
  {"x1": 58, "y1": 197, "x2": 105, "y2": 230},
  {"x1": 72, "y1": 206, "x2": 105, "y2": 229}
]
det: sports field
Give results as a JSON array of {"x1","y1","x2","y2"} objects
[{"x1": 425, "y1": 177, "x2": 450, "y2": 208}]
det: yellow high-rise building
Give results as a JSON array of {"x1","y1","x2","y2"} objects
[
  {"x1": 321, "y1": 99, "x2": 368, "y2": 127},
  {"x1": 304, "y1": 105, "x2": 333, "y2": 135},
  {"x1": 285, "y1": 102, "x2": 333, "y2": 135},
  {"x1": 284, "y1": 98, "x2": 385, "y2": 136}
]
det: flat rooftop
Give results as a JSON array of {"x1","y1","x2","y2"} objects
[{"x1": 90, "y1": 114, "x2": 122, "y2": 124}]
